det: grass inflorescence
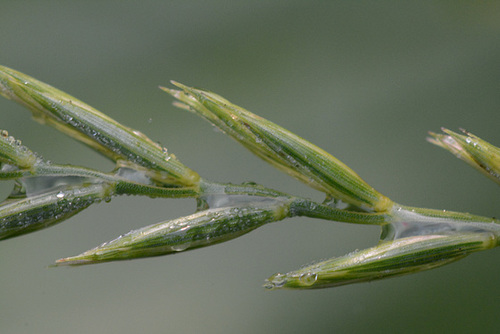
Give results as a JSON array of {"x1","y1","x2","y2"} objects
[{"x1": 0, "y1": 65, "x2": 499, "y2": 289}]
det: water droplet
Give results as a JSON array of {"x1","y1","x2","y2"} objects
[
  {"x1": 299, "y1": 272, "x2": 318, "y2": 286},
  {"x1": 263, "y1": 282, "x2": 275, "y2": 290},
  {"x1": 171, "y1": 243, "x2": 190, "y2": 252},
  {"x1": 56, "y1": 192, "x2": 65, "y2": 199},
  {"x1": 0, "y1": 130, "x2": 8, "y2": 137},
  {"x1": 269, "y1": 273, "x2": 286, "y2": 287},
  {"x1": 148, "y1": 118, "x2": 153, "y2": 124}
]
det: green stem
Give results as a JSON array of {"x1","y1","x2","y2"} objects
[
  {"x1": 199, "y1": 179, "x2": 389, "y2": 225},
  {"x1": 289, "y1": 198, "x2": 389, "y2": 225},
  {"x1": 31, "y1": 163, "x2": 200, "y2": 198},
  {"x1": 198, "y1": 179, "x2": 288, "y2": 198}
]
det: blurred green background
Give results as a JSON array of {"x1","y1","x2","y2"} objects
[{"x1": 1, "y1": 2, "x2": 500, "y2": 333}]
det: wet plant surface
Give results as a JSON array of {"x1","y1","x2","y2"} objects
[
  {"x1": 1, "y1": 65, "x2": 499, "y2": 290},
  {"x1": 2, "y1": 3, "x2": 500, "y2": 333}
]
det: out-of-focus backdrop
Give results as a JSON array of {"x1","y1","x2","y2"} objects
[{"x1": 1, "y1": 2, "x2": 499, "y2": 333}]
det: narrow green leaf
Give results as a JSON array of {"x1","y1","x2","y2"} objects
[
  {"x1": 54, "y1": 198, "x2": 290, "y2": 266},
  {"x1": 164, "y1": 83, "x2": 392, "y2": 212},
  {"x1": 0, "y1": 182, "x2": 112, "y2": 240},
  {"x1": 265, "y1": 232, "x2": 497, "y2": 289},
  {"x1": 0, "y1": 66, "x2": 200, "y2": 187},
  {"x1": 428, "y1": 128, "x2": 500, "y2": 185}
]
